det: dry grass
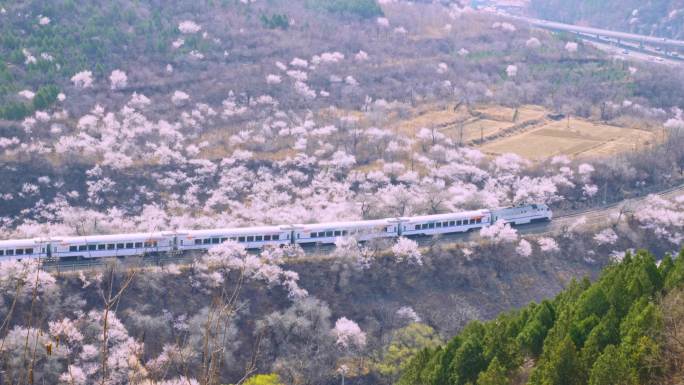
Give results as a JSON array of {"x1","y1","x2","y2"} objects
[
  {"x1": 393, "y1": 104, "x2": 471, "y2": 136},
  {"x1": 480, "y1": 117, "x2": 656, "y2": 159}
]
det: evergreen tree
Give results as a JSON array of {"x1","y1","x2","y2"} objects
[
  {"x1": 476, "y1": 358, "x2": 509, "y2": 385},
  {"x1": 588, "y1": 345, "x2": 637, "y2": 385}
]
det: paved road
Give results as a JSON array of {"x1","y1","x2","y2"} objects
[
  {"x1": 581, "y1": 36, "x2": 681, "y2": 67},
  {"x1": 508, "y1": 15, "x2": 684, "y2": 49}
]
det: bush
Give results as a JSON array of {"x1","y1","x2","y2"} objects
[
  {"x1": 0, "y1": 101, "x2": 32, "y2": 121},
  {"x1": 260, "y1": 13, "x2": 289, "y2": 30},
  {"x1": 308, "y1": 0, "x2": 383, "y2": 19},
  {"x1": 33, "y1": 85, "x2": 60, "y2": 111}
]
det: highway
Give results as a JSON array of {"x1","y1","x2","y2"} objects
[{"x1": 509, "y1": 15, "x2": 684, "y2": 49}]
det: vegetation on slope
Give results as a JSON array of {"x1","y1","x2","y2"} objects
[{"x1": 399, "y1": 249, "x2": 684, "y2": 385}]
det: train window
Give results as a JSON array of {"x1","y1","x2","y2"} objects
[
  {"x1": 98, "y1": 244, "x2": 106, "y2": 250},
  {"x1": 238, "y1": 236, "x2": 245, "y2": 242},
  {"x1": 26, "y1": 248, "x2": 33, "y2": 254},
  {"x1": 126, "y1": 243, "x2": 134, "y2": 249},
  {"x1": 220, "y1": 238, "x2": 227, "y2": 243},
  {"x1": 194, "y1": 239, "x2": 202, "y2": 245},
  {"x1": 246, "y1": 236, "x2": 254, "y2": 242},
  {"x1": 79, "y1": 245, "x2": 87, "y2": 251},
  {"x1": 88, "y1": 245, "x2": 97, "y2": 251},
  {"x1": 326, "y1": 231, "x2": 333, "y2": 237},
  {"x1": 310, "y1": 232, "x2": 317, "y2": 238},
  {"x1": 230, "y1": 237, "x2": 237, "y2": 241},
  {"x1": 69, "y1": 246, "x2": 77, "y2": 252},
  {"x1": 255, "y1": 235, "x2": 263, "y2": 241},
  {"x1": 203, "y1": 239, "x2": 211, "y2": 245},
  {"x1": 0, "y1": 250, "x2": 4, "y2": 256},
  {"x1": 264, "y1": 235, "x2": 271, "y2": 241},
  {"x1": 334, "y1": 230, "x2": 341, "y2": 236},
  {"x1": 135, "y1": 242, "x2": 143, "y2": 248},
  {"x1": 428, "y1": 223, "x2": 435, "y2": 229},
  {"x1": 117, "y1": 243, "x2": 124, "y2": 249},
  {"x1": 107, "y1": 244, "x2": 115, "y2": 250},
  {"x1": 476, "y1": 218, "x2": 482, "y2": 224},
  {"x1": 436, "y1": 222, "x2": 442, "y2": 228},
  {"x1": 449, "y1": 221, "x2": 455, "y2": 226},
  {"x1": 342, "y1": 230, "x2": 348, "y2": 236},
  {"x1": 144, "y1": 242, "x2": 151, "y2": 248},
  {"x1": 211, "y1": 238, "x2": 220, "y2": 244},
  {"x1": 16, "y1": 249, "x2": 24, "y2": 255},
  {"x1": 6, "y1": 250, "x2": 13, "y2": 256}
]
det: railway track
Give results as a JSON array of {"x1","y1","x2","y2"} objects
[{"x1": 41, "y1": 182, "x2": 684, "y2": 272}]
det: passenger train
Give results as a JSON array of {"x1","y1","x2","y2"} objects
[{"x1": 0, "y1": 204, "x2": 552, "y2": 261}]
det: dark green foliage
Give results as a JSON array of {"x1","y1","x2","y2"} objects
[
  {"x1": 399, "y1": 250, "x2": 684, "y2": 385},
  {"x1": 0, "y1": 101, "x2": 32, "y2": 120},
  {"x1": 307, "y1": 0, "x2": 383, "y2": 19},
  {"x1": 32, "y1": 85, "x2": 59, "y2": 110},
  {"x1": 588, "y1": 345, "x2": 637, "y2": 385},
  {"x1": 260, "y1": 13, "x2": 289, "y2": 30},
  {"x1": 533, "y1": 336, "x2": 583, "y2": 385},
  {"x1": 0, "y1": 0, "x2": 180, "y2": 103},
  {"x1": 476, "y1": 357, "x2": 509, "y2": 385}
]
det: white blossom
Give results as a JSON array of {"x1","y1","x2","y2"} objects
[
  {"x1": 178, "y1": 20, "x2": 202, "y2": 34},
  {"x1": 594, "y1": 228, "x2": 618, "y2": 245},
  {"x1": 332, "y1": 317, "x2": 367, "y2": 349},
  {"x1": 516, "y1": 239, "x2": 532, "y2": 257},
  {"x1": 71, "y1": 71, "x2": 93, "y2": 88},
  {"x1": 537, "y1": 237, "x2": 559, "y2": 252},
  {"x1": 109, "y1": 69, "x2": 127, "y2": 90},
  {"x1": 480, "y1": 219, "x2": 518, "y2": 243},
  {"x1": 391, "y1": 237, "x2": 423, "y2": 265}
]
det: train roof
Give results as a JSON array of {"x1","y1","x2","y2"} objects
[
  {"x1": 54, "y1": 232, "x2": 167, "y2": 244},
  {"x1": 294, "y1": 218, "x2": 396, "y2": 231},
  {"x1": 0, "y1": 238, "x2": 44, "y2": 248},
  {"x1": 402, "y1": 209, "x2": 490, "y2": 223},
  {"x1": 183, "y1": 225, "x2": 291, "y2": 237}
]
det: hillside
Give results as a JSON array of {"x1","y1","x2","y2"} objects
[
  {"x1": 2, "y1": 0, "x2": 684, "y2": 242},
  {"x1": 529, "y1": 0, "x2": 684, "y2": 40},
  {"x1": 399, "y1": 249, "x2": 684, "y2": 385},
  {"x1": 2, "y1": 1, "x2": 684, "y2": 384}
]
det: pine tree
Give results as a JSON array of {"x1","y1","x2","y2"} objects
[
  {"x1": 476, "y1": 357, "x2": 509, "y2": 385},
  {"x1": 588, "y1": 345, "x2": 637, "y2": 385}
]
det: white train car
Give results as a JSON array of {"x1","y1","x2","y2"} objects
[
  {"x1": 0, "y1": 204, "x2": 554, "y2": 261},
  {"x1": 179, "y1": 225, "x2": 292, "y2": 250},
  {"x1": 293, "y1": 219, "x2": 400, "y2": 245},
  {"x1": 399, "y1": 209, "x2": 491, "y2": 236},
  {"x1": 51, "y1": 232, "x2": 169, "y2": 259},
  {"x1": 0, "y1": 238, "x2": 49, "y2": 260},
  {"x1": 492, "y1": 204, "x2": 552, "y2": 225}
]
